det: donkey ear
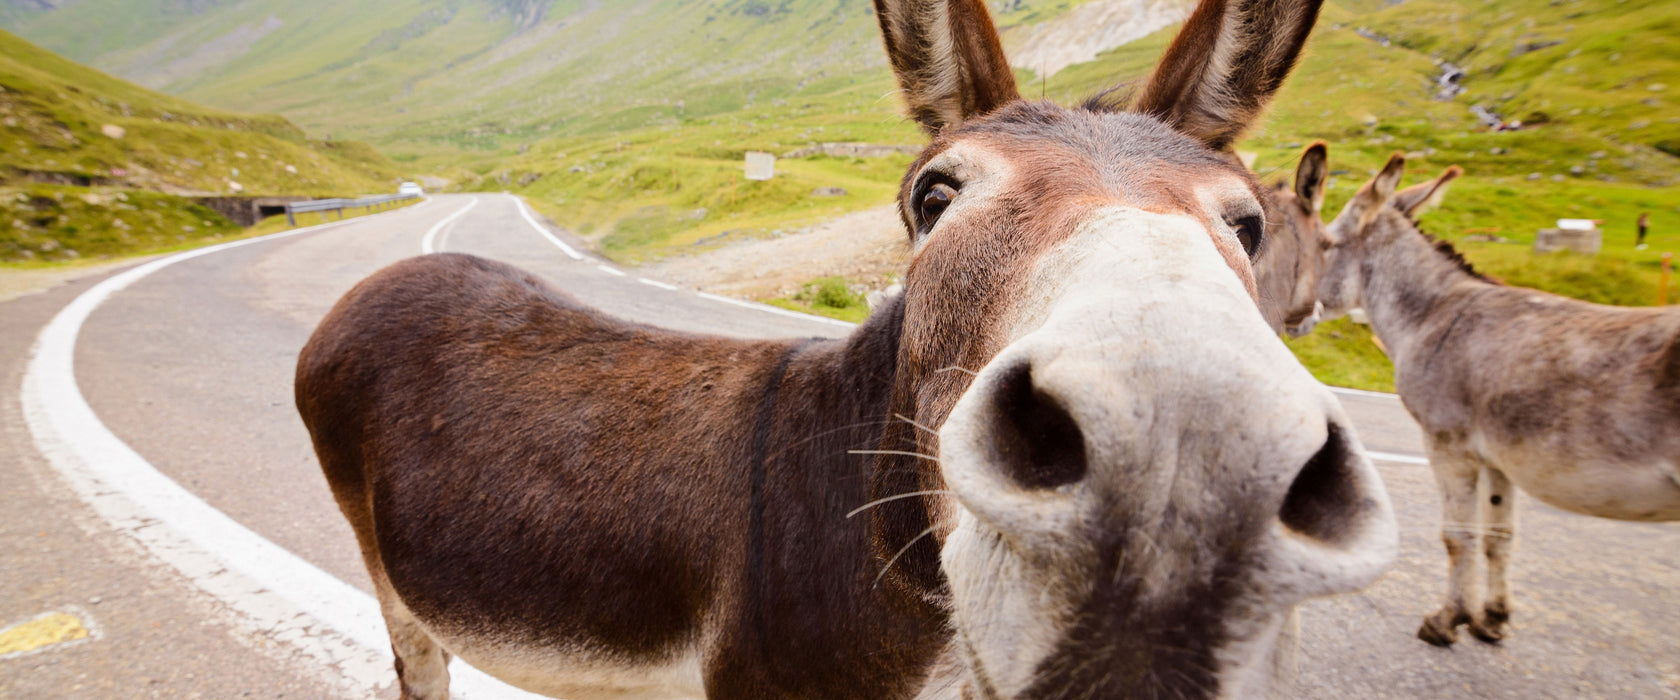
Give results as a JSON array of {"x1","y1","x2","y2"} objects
[
  {"x1": 873, "y1": 0, "x2": 1021, "y2": 135},
  {"x1": 1355, "y1": 153, "x2": 1406, "y2": 227},
  {"x1": 1392, "y1": 165, "x2": 1462, "y2": 221},
  {"x1": 1294, "y1": 141, "x2": 1328, "y2": 213},
  {"x1": 1120, "y1": 0, "x2": 1324, "y2": 151}
]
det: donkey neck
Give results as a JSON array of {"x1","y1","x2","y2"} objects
[
  {"x1": 1359, "y1": 216, "x2": 1494, "y2": 365},
  {"x1": 733, "y1": 293, "x2": 949, "y2": 694}
]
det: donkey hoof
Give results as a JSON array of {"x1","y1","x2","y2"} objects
[
  {"x1": 1469, "y1": 620, "x2": 1506, "y2": 644},
  {"x1": 1471, "y1": 608, "x2": 1510, "y2": 643},
  {"x1": 1417, "y1": 617, "x2": 1459, "y2": 647}
]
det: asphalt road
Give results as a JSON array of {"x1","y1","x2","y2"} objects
[{"x1": 2, "y1": 194, "x2": 1674, "y2": 698}]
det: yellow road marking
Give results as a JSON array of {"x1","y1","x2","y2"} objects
[{"x1": 0, "y1": 612, "x2": 90, "y2": 657}]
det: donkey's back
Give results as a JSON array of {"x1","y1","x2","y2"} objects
[{"x1": 1411, "y1": 288, "x2": 1680, "y2": 519}]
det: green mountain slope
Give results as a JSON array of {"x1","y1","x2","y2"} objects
[
  {"x1": 0, "y1": 29, "x2": 402, "y2": 262},
  {"x1": 1, "y1": 28, "x2": 400, "y2": 194},
  {"x1": 3, "y1": 0, "x2": 891, "y2": 160}
]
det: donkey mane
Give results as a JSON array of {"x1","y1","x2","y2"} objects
[{"x1": 1414, "y1": 225, "x2": 1498, "y2": 284}]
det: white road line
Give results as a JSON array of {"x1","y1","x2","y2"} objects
[
  {"x1": 20, "y1": 207, "x2": 545, "y2": 700},
  {"x1": 420, "y1": 197, "x2": 480, "y2": 254},
  {"x1": 1367, "y1": 450, "x2": 1430, "y2": 466},
  {"x1": 501, "y1": 193, "x2": 858, "y2": 329},
  {"x1": 509, "y1": 194, "x2": 584, "y2": 260},
  {"x1": 1331, "y1": 386, "x2": 1400, "y2": 401},
  {"x1": 696, "y1": 292, "x2": 858, "y2": 328},
  {"x1": 638, "y1": 278, "x2": 679, "y2": 291}
]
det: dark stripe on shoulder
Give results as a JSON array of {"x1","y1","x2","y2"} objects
[{"x1": 746, "y1": 338, "x2": 822, "y2": 660}]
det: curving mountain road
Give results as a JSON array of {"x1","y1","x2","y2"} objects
[{"x1": 2, "y1": 194, "x2": 1674, "y2": 698}]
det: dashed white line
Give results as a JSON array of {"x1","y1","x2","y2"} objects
[
  {"x1": 509, "y1": 194, "x2": 584, "y2": 260},
  {"x1": 498, "y1": 194, "x2": 853, "y2": 330},
  {"x1": 638, "y1": 278, "x2": 679, "y2": 291},
  {"x1": 696, "y1": 292, "x2": 858, "y2": 328},
  {"x1": 21, "y1": 203, "x2": 546, "y2": 700},
  {"x1": 420, "y1": 197, "x2": 480, "y2": 254}
]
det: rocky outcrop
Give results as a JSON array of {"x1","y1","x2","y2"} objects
[{"x1": 1005, "y1": 0, "x2": 1193, "y2": 78}]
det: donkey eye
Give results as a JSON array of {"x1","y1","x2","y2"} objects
[
  {"x1": 1229, "y1": 214, "x2": 1265, "y2": 257},
  {"x1": 917, "y1": 182, "x2": 959, "y2": 233}
]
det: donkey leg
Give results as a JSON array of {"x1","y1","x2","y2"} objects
[
  {"x1": 382, "y1": 595, "x2": 453, "y2": 700},
  {"x1": 1418, "y1": 454, "x2": 1482, "y2": 647},
  {"x1": 1469, "y1": 467, "x2": 1516, "y2": 643}
]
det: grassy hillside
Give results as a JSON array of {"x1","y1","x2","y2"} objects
[
  {"x1": 0, "y1": 29, "x2": 401, "y2": 262},
  {"x1": 475, "y1": 71, "x2": 923, "y2": 262},
  {"x1": 0, "y1": 29, "x2": 400, "y2": 195},
  {"x1": 3, "y1": 0, "x2": 893, "y2": 164}
]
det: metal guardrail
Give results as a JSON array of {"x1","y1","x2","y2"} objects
[{"x1": 284, "y1": 193, "x2": 420, "y2": 226}]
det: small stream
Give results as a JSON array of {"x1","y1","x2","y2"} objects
[{"x1": 1434, "y1": 62, "x2": 1466, "y2": 100}]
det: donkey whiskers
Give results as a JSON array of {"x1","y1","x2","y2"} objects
[
  {"x1": 772, "y1": 418, "x2": 904, "y2": 461},
  {"x1": 874, "y1": 524, "x2": 941, "y2": 589},
  {"x1": 848, "y1": 448, "x2": 941, "y2": 462},
  {"x1": 846, "y1": 489, "x2": 955, "y2": 519},
  {"x1": 936, "y1": 365, "x2": 979, "y2": 377},
  {"x1": 894, "y1": 413, "x2": 940, "y2": 437}
]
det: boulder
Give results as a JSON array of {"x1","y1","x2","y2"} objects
[{"x1": 1534, "y1": 227, "x2": 1601, "y2": 255}]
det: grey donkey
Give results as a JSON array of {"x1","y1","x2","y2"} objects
[
  {"x1": 1316, "y1": 153, "x2": 1680, "y2": 646},
  {"x1": 1254, "y1": 142, "x2": 1333, "y2": 337}
]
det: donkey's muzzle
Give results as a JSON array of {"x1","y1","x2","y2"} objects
[
  {"x1": 931, "y1": 206, "x2": 1396, "y2": 697},
  {"x1": 943, "y1": 343, "x2": 1395, "y2": 602}
]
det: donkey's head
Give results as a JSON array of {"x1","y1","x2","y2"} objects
[
  {"x1": 1256, "y1": 143, "x2": 1331, "y2": 336},
  {"x1": 864, "y1": 0, "x2": 1397, "y2": 697},
  {"x1": 1317, "y1": 154, "x2": 1461, "y2": 318}
]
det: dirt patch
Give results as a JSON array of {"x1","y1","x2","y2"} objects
[{"x1": 636, "y1": 205, "x2": 911, "y2": 300}]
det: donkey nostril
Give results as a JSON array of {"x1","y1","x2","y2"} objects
[
  {"x1": 1278, "y1": 422, "x2": 1367, "y2": 545},
  {"x1": 990, "y1": 362, "x2": 1087, "y2": 489}
]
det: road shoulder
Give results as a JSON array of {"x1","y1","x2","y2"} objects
[{"x1": 0, "y1": 270, "x2": 371, "y2": 699}]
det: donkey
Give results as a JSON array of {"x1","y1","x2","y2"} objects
[
  {"x1": 296, "y1": 0, "x2": 1399, "y2": 697},
  {"x1": 1254, "y1": 142, "x2": 1331, "y2": 336},
  {"x1": 1316, "y1": 154, "x2": 1680, "y2": 647}
]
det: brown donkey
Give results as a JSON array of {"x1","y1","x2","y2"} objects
[
  {"x1": 1317, "y1": 155, "x2": 1680, "y2": 647},
  {"x1": 1254, "y1": 142, "x2": 1331, "y2": 336},
  {"x1": 295, "y1": 0, "x2": 1399, "y2": 697}
]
